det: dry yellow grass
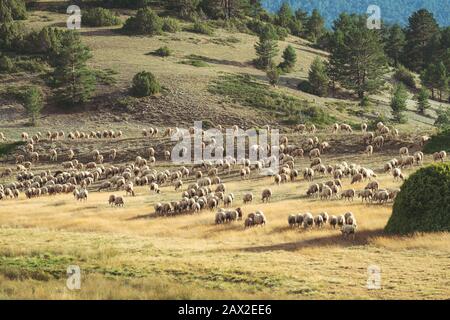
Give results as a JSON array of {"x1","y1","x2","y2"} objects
[{"x1": 0, "y1": 157, "x2": 449, "y2": 300}]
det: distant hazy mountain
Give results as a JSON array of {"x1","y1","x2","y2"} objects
[{"x1": 261, "y1": 0, "x2": 450, "y2": 27}]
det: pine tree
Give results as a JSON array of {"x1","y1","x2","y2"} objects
[
  {"x1": 23, "y1": 86, "x2": 44, "y2": 126},
  {"x1": 328, "y1": 14, "x2": 388, "y2": 103},
  {"x1": 276, "y1": 2, "x2": 293, "y2": 29},
  {"x1": 420, "y1": 64, "x2": 437, "y2": 99},
  {"x1": 385, "y1": 24, "x2": 405, "y2": 67},
  {"x1": 305, "y1": 9, "x2": 325, "y2": 43},
  {"x1": 278, "y1": 45, "x2": 296, "y2": 73},
  {"x1": 416, "y1": 87, "x2": 430, "y2": 115},
  {"x1": 254, "y1": 25, "x2": 278, "y2": 70},
  {"x1": 266, "y1": 62, "x2": 280, "y2": 87},
  {"x1": 403, "y1": 9, "x2": 440, "y2": 72},
  {"x1": 390, "y1": 83, "x2": 408, "y2": 123},
  {"x1": 435, "y1": 62, "x2": 448, "y2": 101},
  {"x1": 308, "y1": 57, "x2": 329, "y2": 97},
  {"x1": 52, "y1": 31, "x2": 96, "y2": 106}
]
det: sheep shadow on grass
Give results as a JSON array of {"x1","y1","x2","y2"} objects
[{"x1": 238, "y1": 228, "x2": 385, "y2": 252}]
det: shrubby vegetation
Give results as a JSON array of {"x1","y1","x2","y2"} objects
[
  {"x1": 23, "y1": 86, "x2": 44, "y2": 126},
  {"x1": 131, "y1": 71, "x2": 161, "y2": 97},
  {"x1": 82, "y1": 8, "x2": 121, "y2": 27},
  {"x1": 122, "y1": 8, "x2": 163, "y2": 35},
  {"x1": 393, "y1": 65, "x2": 416, "y2": 89},
  {"x1": 423, "y1": 128, "x2": 450, "y2": 153},
  {"x1": 385, "y1": 163, "x2": 450, "y2": 234},
  {"x1": 152, "y1": 46, "x2": 172, "y2": 57}
]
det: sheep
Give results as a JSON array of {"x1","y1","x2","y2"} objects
[
  {"x1": 253, "y1": 211, "x2": 266, "y2": 226},
  {"x1": 303, "y1": 168, "x2": 314, "y2": 181},
  {"x1": 108, "y1": 195, "x2": 116, "y2": 206},
  {"x1": 374, "y1": 136, "x2": 384, "y2": 149},
  {"x1": 309, "y1": 148, "x2": 321, "y2": 160},
  {"x1": 351, "y1": 173, "x2": 363, "y2": 184},
  {"x1": 215, "y1": 210, "x2": 226, "y2": 224},
  {"x1": 310, "y1": 157, "x2": 322, "y2": 168},
  {"x1": 329, "y1": 215, "x2": 338, "y2": 228},
  {"x1": 365, "y1": 181, "x2": 379, "y2": 191},
  {"x1": 76, "y1": 188, "x2": 88, "y2": 201},
  {"x1": 164, "y1": 150, "x2": 171, "y2": 160},
  {"x1": 109, "y1": 149, "x2": 117, "y2": 161},
  {"x1": 242, "y1": 193, "x2": 253, "y2": 204},
  {"x1": 302, "y1": 213, "x2": 314, "y2": 229},
  {"x1": 288, "y1": 214, "x2": 297, "y2": 227},
  {"x1": 306, "y1": 184, "x2": 319, "y2": 197},
  {"x1": 294, "y1": 124, "x2": 306, "y2": 134},
  {"x1": 341, "y1": 189, "x2": 356, "y2": 201},
  {"x1": 49, "y1": 149, "x2": 58, "y2": 162},
  {"x1": 223, "y1": 194, "x2": 233, "y2": 207},
  {"x1": 244, "y1": 217, "x2": 254, "y2": 228},
  {"x1": 392, "y1": 168, "x2": 404, "y2": 181},
  {"x1": 361, "y1": 123, "x2": 368, "y2": 132},
  {"x1": 337, "y1": 215, "x2": 345, "y2": 227},
  {"x1": 433, "y1": 151, "x2": 447, "y2": 162},
  {"x1": 314, "y1": 215, "x2": 324, "y2": 228},
  {"x1": 400, "y1": 155, "x2": 415, "y2": 168},
  {"x1": 399, "y1": 147, "x2": 409, "y2": 157},
  {"x1": 373, "y1": 189, "x2": 389, "y2": 204},
  {"x1": 174, "y1": 180, "x2": 183, "y2": 191},
  {"x1": 341, "y1": 224, "x2": 357, "y2": 240},
  {"x1": 358, "y1": 189, "x2": 373, "y2": 202},
  {"x1": 320, "y1": 186, "x2": 332, "y2": 200},
  {"x1": 413, "y1": 151, "x2": 424, "y2": 165},
  {"x1": 340, "y1": 123, "x2": 353, "y2": 133},
  {"x1": 261, "y1": 189, "x2": 272, "y2": 203},
  {"x1": 365, "y1": 145, "x2": 373, "y2": 156}
]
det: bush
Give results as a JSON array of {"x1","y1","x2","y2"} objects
[
  {"x1": 297, "y1": 80, "x2": 313, "y2": 94},
  {"x1": 1, "y1": 0, "x2": 27, "y2": 21},
  {"x1": 393, "y1": 65, "x2": 416, "y2": 89},
  {"x1": 385, "y1": 163, "x2": 450, "y2": 234},
  {"x1": 434, "y1": 106, "x2": 450, "y2": 130},
  {"x1": 0, "y1": 55, "x2": 14, "y2": 73},
  {"x1": 162, "y1": 17, "x2": 180, "y2": 33},
  {"x1": 0, "y1": 21, "x2": 26, "y2": 51},
  {"x1": 188, "y1": 20, "x2": 214, "y2": 36},
  {"x1": 153, "y1": 46, "x2": 172, "y2": 57},
  {"x1": 423, "y1": 129, "x2": 450, "y2": 154},
  {"x1": 82, "y1": 8, "x2": 121, "y2": 27},
  {"x1": 131, "y1": 71, "x2": 160, "y2": 97},
  {"x1": 122, "y1": 8, "x2": 163, "y2": 36}
]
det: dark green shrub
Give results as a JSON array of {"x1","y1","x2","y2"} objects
[
  {"x1": 162, "y1": 17, "x2": 180, "y2": 33},
  {"x1": 188, "y1": 20, "x2": 214, "y2": 36},
  {"x1": 1, "y1": 0, "x2": 27, "y2": 21},
  {"x1": 385, "y1": 163, "x2": 450, "y2": 234},
  {"x1": 297, "y1": 80, "x2": 313, "y2": 94},
  {"x1": 179, "y1": 59, "x2": 209, "y2": 67},
  {"x1": 0, "y1": 55, "x2": 14, "y2": 73},
  {"x1": 393, "y1": 65, "x2": 416, "y2": 89},
  {"x1": 434, "y1": 107, "x2": 450, "y2": 130},
  {"x1": 82, "y1": 8, "x2": 121, "y2": 27},
  {"x1": 423, "y1": 129, "x2": 450, "y2": 154},
  {"x1": 131, "y1": 71, "x2": 160, "y2": 97},
  {"x1": 122, "y1": 8, "x2": 163, "y2": 36},
  {"x1": 153, "y1": 46, "x2": 172, "y2": 57},
  {"x1": 0, "y1": 21, "x2": 26, "y2": 51}
]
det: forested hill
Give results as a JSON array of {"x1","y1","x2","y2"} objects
[{"x1": 261, "y1": 0, "x2": 450, "y2": 27}]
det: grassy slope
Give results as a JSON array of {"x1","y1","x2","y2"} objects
[
  {"x1": 0, "y1": 148, "x2": 449, "y2": 299},
  {"x1": 1, "y1": 10, "x2": 448, "y2": 136}
]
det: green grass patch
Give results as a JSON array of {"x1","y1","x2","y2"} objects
[{"x1": 209, "y1": 73, "x2": 335, "y2": 126}]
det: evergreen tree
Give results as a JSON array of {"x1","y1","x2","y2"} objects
[
  {"x1": 305, "y1": 9, "x2": 325, "y2": 43},
  {"x1": 122, "y1": 7, "x2": 163, "y2": 35},
  {"x1": 166, "y1": 0, "x2": 200, "y2": 20},
  {"x1": 0, "y1": 0, "x2": 26, "y2": 21},
  {"x1": 278, "y1": 44, "x2": 296, "y2": 73},
  {"x1": 416, "y1": 87, "x2": 431, "y2": 115},
  {"x1": 390, "y1": 83, "x2": 408, "y2": 123},
  {"x1": 385, "y1": 24, "x2": 405, "y2": 67},
  {"x1": 276, "y1": 2, "x2": 293, "y2": 29},
  {"x1": 254, "y1": 25, "x2": 279, "y2": 69},
  {"x1": 328, "y1": 14, "x2": 388, "y2": 103},
  {"x1": 308, "y1": 57, "x2": 329, "y2": 97},
  {"x1": 52, "y1": 31, "x2": 96, "y2": 106},
  {"x1": 435, "y1": 62, "x2": 448, "y2": 101},
  {"x1": 23, "y1": 86, "x2": 44, "y2": 126},
  {"x1": 266, "y1": 62, "x2": 280, "y2": 86},
  {"x1": 403, "y1": 9, "x2": 440, "y2": 72},
  {"x1": 421, "y1": 64, "x2": 438, "y2": 100}
]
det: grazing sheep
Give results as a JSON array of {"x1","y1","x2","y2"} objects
[
  {"x1": 361, "y1": 123, "x2": 368, "y2": 132},
  {"x1": 365, "y1": 145, "x2": 373, "y2": 156},
  {"x1": 261, "y1": 189, "x2": 272, "y2": 203},
  {"x1": 340, "y1": 124, "x2": 353, "y2": 133},
  {"x1": 253, "y1": 211, "x2": 266, "y2": 226},
  {"x1": 302, "y1": 213, "x2": 314, "y2": 229},
  {"x1": 215, "y1": 210, "x2": 226, "y2": 224},
  {"x1": 341, "y1": 224, "x2": 357, "y2": 240},
  {"x1": 288, "y1": 214, "x2": 297, "y2": 227},
  {"x1": 113, "y1": 196, "x2": 124, "y2": 207},
  {"x1": 392, "y1": 168, "x2": 404, "y2": 181},
  {"x1": 329, "y1": 215, "x2": 338, "y2": 228},
  {"x1": 365, "y1": 181, "x2": 379, "y2": 191},
  {"x1": 337, "y1": 215, "x2": 345, "y2": 227},
  {"x1": 341, "y1": 189, "x2": 356, "y2": 201},
  {"x1": 309, "y1": 148, "x2": 321, "y2": 160},
  {"x1": 374, "y1": 136, "x2": 384, "y2": 149},
  {"x1": 433, "y1": 151, "x2": 447, "y2": 162},
  {"x1": 319, "y1": 186, "x2": 332, "y2": 200},
  {"x1": 358, "y1": 189, "x2": 373, "y2": 202},
  {"x1": 303, "y1": 168, "x2": 314, "y2": 181},
  {"x1": 373, "y1": 190, "x2": 389, "y2": 204},
  {"x1": 314, "y1": 215, "x2": 324, "y2": 228},
  {"x1": 399, "y1": 147, "x2": 409, "y2": 157}
]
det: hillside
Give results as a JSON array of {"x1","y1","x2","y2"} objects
[
  {"x1": 262, "y1": 0, "x2": 450, "y2": 27},
  {"x1": 0, "y1": 8, "x2": 448, "y2": 138}
]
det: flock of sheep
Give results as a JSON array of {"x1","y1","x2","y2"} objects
[{"x1": 0, "y1": 122, "x2": 448, "y2": 240}]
